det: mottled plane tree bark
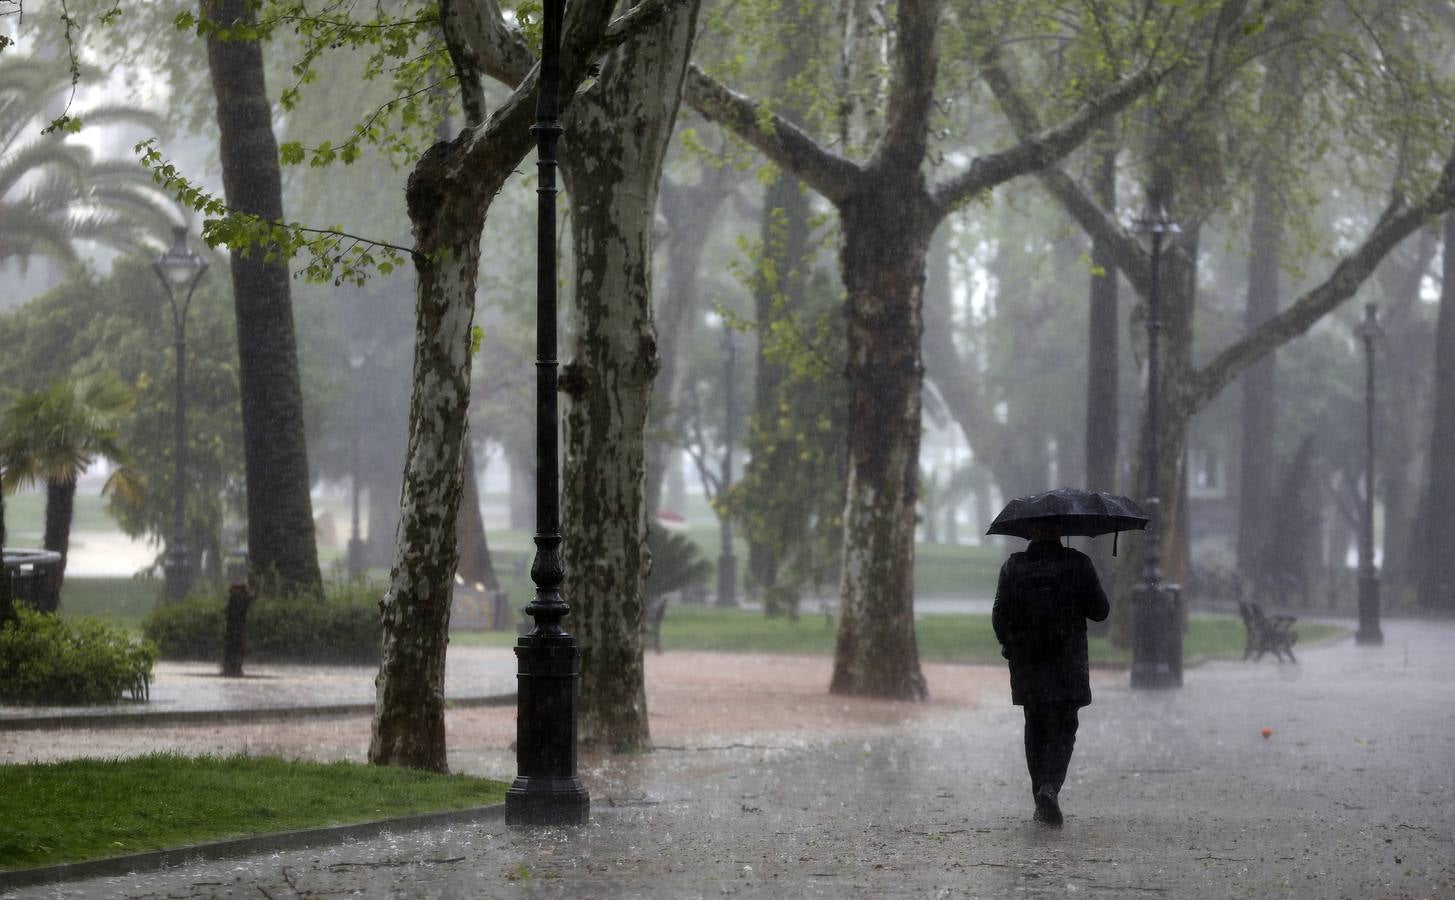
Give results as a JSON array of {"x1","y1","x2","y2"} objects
[
  {"x1": 557, "y1": 0, "x2": 703, "y2": 752},
  {"x1": 368, "y1": 0, "x2": 680, "y2": 770},
  {"x1": 203, "y1": 0, "x2": 323, "y2": 599},
  {"x1": 687, "y1": 0, "x2": 1163, "y2": 698}
]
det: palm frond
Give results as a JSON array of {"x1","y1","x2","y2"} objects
[
  {"x1": 0, "y1": 139, "x2": 91, "y2": 198},
  {"x1": 0, "y1": 203, "x2": 81, "y2": 264}
]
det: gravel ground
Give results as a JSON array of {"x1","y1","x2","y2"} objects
[{"x1": 5, "y1": 618, "x2": 1453, "y2": 899}]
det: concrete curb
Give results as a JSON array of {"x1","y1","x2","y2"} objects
[
  {"x1": 0, "y1": 803, "x2": 507, "y2": 893},
  {"x1": 0, "y1": 693, "x2": 516, "y2": 732}
]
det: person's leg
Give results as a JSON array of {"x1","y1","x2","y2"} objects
[
  {"x1": 1023, "y1": 705, "x2": 1046, "y2": 793},
  {"x1": 1046, "y1": 704, "x2": 1081, "y2": 793},
  {"x1": 1024, "y1": 704, "x2": 1064, "y2": 825}
]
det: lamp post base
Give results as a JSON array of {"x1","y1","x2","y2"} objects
[
  {"x1": 505, "y1": 776, "x2": 590, "y2": 826},
  {"x1": 1355, "y1": 571, "x2": 1383, "y2": 646},
  {"x1": 509, "y1": 635, "x2": 589, "y2": 827},
  {"x1": 1131, "y1": 581, "x2": 1183, "y2": 690}
]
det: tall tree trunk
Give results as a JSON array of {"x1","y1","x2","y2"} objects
[
  {"x1": 745, "y1": 168, "x2": 813, "y2": 599},
  {"x1": 1377, "y1": 228, "x2": 1438, "y2": 591},
  {"x1": 1085, "y1": 135, "x2": 1120, "y2": 499},
  {"x1": 644, "y1": 167, "x2": 731, "y2": 515},
  {"x1": 1236, "y1": 72, "x2": 1288, "y2": 585},
  {"x1": 1419, "y1": 213, "x2": 1455, "y2": 611},
  {"x1": 370, "y1": 171, "x2": 487, "y2": 771},
  {"x1": 559, "y1": 0, "x2": 700, "y2": 751},
  {"x1": 1083, "y1": 139, "x2": 1120, "y2": 604},
  {"x1": 204, "y1": 0, "x2": 323, "y2": 599},
  {"x1": 38, "y1": 478, "x2": 75, "y2": 612},
  {"x1": 455, "y1": 441, "x2": 499, "y2": 592},
  {"x1": 0, "y1": 488, "x2": 9, "y2": 623},
  {"x1": 365, "y1": 0, "x2": 649, "y2": 768},
  {"x1": 829, "y1": 187, "x2": 931, "y2": 700},
  {"x1": 507, "y1": 448, "x2": 534, "y2": 530}
]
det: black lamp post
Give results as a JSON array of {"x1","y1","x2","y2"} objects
[
  {"x1": 153, "y1": 225, "x2": 209, "y2": 602},
  {"x1": 1355, "y1": 302, "x2": 1384, "y2": 646},
  {"x1": 1130, "y1": 200, "x2": 1182, "y2": 690},
  {"x1": 505, "y1": 0, "x2": 589, "y2": 827},
  {"x1": 717, "y1": 327, "x2": 739, "y2": 608},
  {"x1": 345, "y1": 342, "x2": 371, "y2": 580}
]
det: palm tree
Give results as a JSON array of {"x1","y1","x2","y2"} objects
[
  {"x1": 0, "y1": 56, "x2": 175, "y2": 267},
  {"x1": 0, "y1": 375, "x2": 143, "y2": 611}
]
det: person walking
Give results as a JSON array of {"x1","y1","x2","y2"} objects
[{"x1": 991, "y1": 522, "x2": 1110, "y2": 826}]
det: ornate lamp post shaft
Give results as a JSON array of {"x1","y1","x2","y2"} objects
[
  {"x1": 153, "y1": 226, "x2": 208, "y2": 602},
  {"x1": 1130, "y1": 201, "x2": 1182, "y2": 689},
  {"x1": 506, "y1": 0, "x2": 590, "y2": 827},
  {"x1": 1355, "y1": 302, "x2": 1383, "y2": 645}
]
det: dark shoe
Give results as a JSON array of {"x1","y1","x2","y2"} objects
[{"x1": 1033, "y1": 786, "x2": 1063, "y2": 826}]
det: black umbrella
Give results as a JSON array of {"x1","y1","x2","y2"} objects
[{"x1": 986, "y1": 487, "x2": 1148, "y2": 552}]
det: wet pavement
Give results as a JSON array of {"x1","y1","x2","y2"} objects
[
  {"x1": 0, "y1": 647, "x2": 518, "y2": 722},
  {"x1": 6, "y1": 618, "x2": 1454, "y2": 898}
]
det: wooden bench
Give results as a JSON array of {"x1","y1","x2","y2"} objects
[{"x1": 1238, "y1": 601, "x2": 1297, "y2": 663}]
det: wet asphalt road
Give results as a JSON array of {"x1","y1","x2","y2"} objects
[{"x1": 9, "y1": 618, "x2": 1454, "y2": 899}]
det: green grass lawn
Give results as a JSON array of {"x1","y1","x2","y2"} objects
[
  {"x1": 0, "y1": 754, "x2": 508, "y2": 871},
  {"x1": 56, "y1": 576, "x2": 161, "y2": 634},
  {"x1": 3, "y1": 490, "x2": 117, "y2": 540},
  {"x1": 454, "y1": 604, "x2": 1347, "y2": 665}
]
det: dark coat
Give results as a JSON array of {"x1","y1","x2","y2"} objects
[{"x1": 991, "y1": 539, "x2": 1110, "y2": 707}]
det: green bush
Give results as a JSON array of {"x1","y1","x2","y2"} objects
[
  {"x1": 0, "y1": 608, "x2": 158, "y2": 705},
  {"x1": 142, "y1": 581, "x2": 382, "y2": 664}
]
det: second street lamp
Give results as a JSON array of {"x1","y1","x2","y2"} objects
[
  {"x1": 1355, "y1": 302, "x2": 1384, "y2": 646},
  {"x1": 153, "y1": 225, "x2": 209, "y2": 602},
  {"x1": 1129, "y1": 200, "x2": 1182, "y2": 690}
]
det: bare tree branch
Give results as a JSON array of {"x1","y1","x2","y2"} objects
[
  {"x1": 450, "y1": 0, "x2": 685, "y2": 188},
  {"x1": 445, "y1": 0, "x2": 533, "y2": 90},
  {"x1": 1188, "y1": 148, "x2": 1455, "y2": 411},
  {"x1": 975, "y1": 46, "x2": 1153, "y2": 294},
  {"x1": 931, "y1": 49, "x2": 1164, "y2": 219},
  {"x1": 683, "y1": 65, "x2": 864, "y2": 205}
]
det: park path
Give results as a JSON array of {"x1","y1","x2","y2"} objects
[{"x1": 5, "y1": 618, "x2": 1454, "y2": 898}]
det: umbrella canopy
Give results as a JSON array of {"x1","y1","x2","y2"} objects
[{"x1": 986, "y1": 487, "x2": 1149, "y2": 540}]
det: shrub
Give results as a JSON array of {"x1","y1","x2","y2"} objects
[
  {"x1": 0, "y1": 608, "x2": 157, "y2": 705},
  {"x1": 142, "y1": 581, "x2": 383, "y2": 664},
  {"x1": 645, "y1": 529, "x2": 711, "y2": 601}
]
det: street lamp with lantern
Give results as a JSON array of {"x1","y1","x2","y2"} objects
[
  {"x1": 1355, "y1": 302, "x2": 1384, "y2": 646},
  {"x1": 1129, "y1": 199, "x2": 1183, "y2": 690},
  {"x1": 153, "y1": 225, "x2": 209, "y2": 602},
  {"x1": 504, "y1": 0, "x2": 589, "y2": 827},
  {"x1": 345, "y1": 341, "x2": 374, "y2": 580},
  {"x1": 717, "y1": 326, "x2": 739, "y2": 608}
]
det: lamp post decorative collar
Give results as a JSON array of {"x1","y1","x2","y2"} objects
[{"x1": 152, "y1": 224, "x2": 209, "y2": 603}]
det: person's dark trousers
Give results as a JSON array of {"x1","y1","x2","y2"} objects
[{"x1": 1023, "y1": 703, "x2": 1080, "y2": 795}]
